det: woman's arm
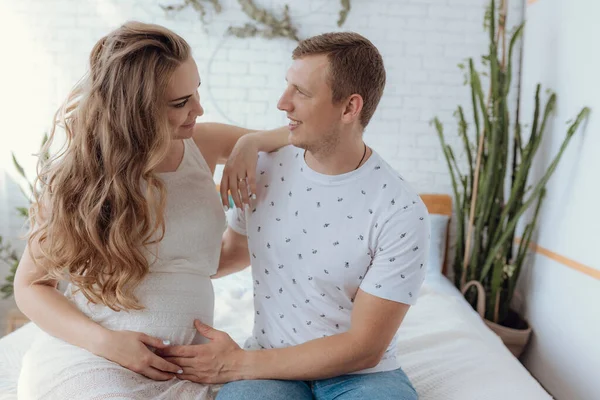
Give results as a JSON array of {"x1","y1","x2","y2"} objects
[
  {"x1": 212, "y1": 227, "x2": 250, "y2": 279},
  {"x1": 192, "y1": 123, "x2": 289, "y2": 175},
  {"x1": 14, "y1": 214, "x2": 182, "y2": 380},
  {"x1": 192, "y1": 123, "x2": 289, "y2": 208},
  {"x1": 246, "y1": 126, "x2": 291, "y2": 153}
]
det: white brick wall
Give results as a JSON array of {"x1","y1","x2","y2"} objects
[{"x1": 0, "y1": 0, "x2": 525, "y2": 331}]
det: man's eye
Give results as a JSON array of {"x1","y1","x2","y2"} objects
[{"x1": 174, "y1": 101, "x2": 188, "y2": 108}]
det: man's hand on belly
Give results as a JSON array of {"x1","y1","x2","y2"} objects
[{"x1": 158, "y1": 320, "x2": 244, "y2": 384}]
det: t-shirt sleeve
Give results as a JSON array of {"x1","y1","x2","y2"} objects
[
  {"x1": 227, "y1": 206, "x2": 248, "y2": 236},
  {"x1": 360, "y1": 203, "x2": 431, "y2": 305}
]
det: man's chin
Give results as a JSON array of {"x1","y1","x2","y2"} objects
[{"x1": 289, "y1": 136, "x2": 308, "y2": 151}]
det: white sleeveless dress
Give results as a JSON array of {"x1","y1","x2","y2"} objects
[{"x1": 18, "y1": 138, "x2": 226, "y2": 399}]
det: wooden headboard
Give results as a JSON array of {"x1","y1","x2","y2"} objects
[
  {"x1": 420, "y1": 193, "x2": 453, "y2": 217},
  {"x1": 419, "y1": 193, "x2": 453, "y2": 275}
]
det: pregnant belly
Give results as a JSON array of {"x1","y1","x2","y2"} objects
[{"x1": 66, "y1": 272, "x2": 215, "y2": 345}]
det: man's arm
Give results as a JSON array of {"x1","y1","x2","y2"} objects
[
  {"x1": 162, "y1": 289, "x2": 410, "y2": 383},
  {"x1": 238, "y1": 289, "x2": 410, "y2": 380},
  {"x1": 163, "y1": 203, "x2": 428, "y2": 383},
  {"x1": 212, "y1": 227, "x2": 250, "y2": 279}
]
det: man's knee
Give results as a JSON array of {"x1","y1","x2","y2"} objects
[
  {"x1": 315, "y1": 368, "x2": 418, "y2": 400},
  {"x1": 216, "y1": 379, "x2": 312, "y2": 400},
  {"x1": 323, "y1": 384, "x2": 417, "y2": 400}
]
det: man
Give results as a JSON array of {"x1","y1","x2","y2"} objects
[{"x1": 162, "y1": 32, "x2": 430, "y2": 400}]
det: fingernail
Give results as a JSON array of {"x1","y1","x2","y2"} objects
[
  {"x1": 177, "y1": 369, "x2": 183, "y2": 374},
  {"x1": 162, "y1": 339, "x2": 171, "y2": 345},
  {"x1": 251, "y1": 193, "x2": 257, "y2": 200},
  {"x1": 223, "y1": 205, "x2": 229, "y2": 212}
]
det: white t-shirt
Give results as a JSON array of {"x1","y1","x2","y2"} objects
[{"x1": 228, "y1": 145, "x2": 430, "y2": 373}]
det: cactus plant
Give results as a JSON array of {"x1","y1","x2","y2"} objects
[{"x1": 432, "y1": 0, "x2": 590, "y2": 326}]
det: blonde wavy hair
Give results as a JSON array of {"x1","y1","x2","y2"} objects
[{"x1": 29, "y1": 21, "x2": 191, "y2": 311}]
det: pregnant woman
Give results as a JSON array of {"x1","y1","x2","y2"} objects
[{"x1": 14, "y1": 21, "x2": 287, "y2": 399}]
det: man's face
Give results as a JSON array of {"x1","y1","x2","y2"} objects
[{"x1": 277, "y1": 54, "x2": 345, "y2": 152}]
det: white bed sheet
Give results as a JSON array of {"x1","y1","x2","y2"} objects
[
  {"x1": 0, "y1": 276, "x2": 552, "y2": 400},
  {"x1": 397, "y1": 277, "x2": 552, "y2": 399}
]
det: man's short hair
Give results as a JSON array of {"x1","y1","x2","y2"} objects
[{"x1": 292, "y1": 32, "x2": 386, "y2": 128}]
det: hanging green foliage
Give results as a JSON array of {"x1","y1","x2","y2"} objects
[
  {"x1": 160, "y1": 0, "x2": 222, "y2": 24},
  {"x1": 228, "y1": 0, "x2": 299, "y2": 42},
  {"x1": 161, "y1": 0, "x2": 352, "y2": 42},
  {"x1": 338, "y1": 0, "x2": 351, "y2": 27}
]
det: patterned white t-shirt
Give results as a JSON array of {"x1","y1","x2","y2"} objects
[{"x1": 228, "y1": 145, "x2": 430, "y2": 374}]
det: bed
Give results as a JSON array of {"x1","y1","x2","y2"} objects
[{"x1": 0, "y1": 194, "x2": 553, "y2": 399}]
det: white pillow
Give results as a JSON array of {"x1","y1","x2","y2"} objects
[{"x1": 425, "y1": 214, "x2": 449, "y2": 279}]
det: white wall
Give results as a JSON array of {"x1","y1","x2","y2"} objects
[
  {"x1": 0, "y1": 0, "x2": 523, "y2": 189},
  {"x1": 515, "y1": 0, "x2": 600, "y2": 399},
  {"x1": 0, "y1": 0, "x2": 524, "y2": 336}
]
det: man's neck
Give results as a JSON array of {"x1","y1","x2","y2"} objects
[{"x1": 305, "y1": 139, "x2": 371, "y2": 176}]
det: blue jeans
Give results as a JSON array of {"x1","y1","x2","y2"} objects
[{"x1": 215, "y1": 368, "x2": 418, "y2": 400}]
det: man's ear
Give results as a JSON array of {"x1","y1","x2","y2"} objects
[{"x1": 341, "y1": 94, "x2": 364, "y2": 124}]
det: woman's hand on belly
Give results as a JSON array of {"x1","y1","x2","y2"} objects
[{"x1": 93, "y1": 330, "x2": 185, "y2": 380}]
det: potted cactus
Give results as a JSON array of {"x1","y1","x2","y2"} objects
[{"x1": 432, "y1": 0, "x2": 590, "y2": 357}]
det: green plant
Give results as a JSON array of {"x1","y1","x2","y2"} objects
[
  {"x1": 432, "y1": 0, "x2": 590, "y2": 326},
  {"x1": 228, "y1": 0, "x2": 299, "y2": 42},
  {"x1": 0, "y1": 237, "x2": 20, "y2": 298},
  {"x1": 337, "y1": 0, "x2": 351, "y2": 27},
  {"x1": 160, "y1": 0, "x2": 222, "y2": 24},
  {"x1": 162, "y1": 0, "x2": 352, "y2": 42},
  {"x1": 0, "y1": 134, "x2": 49, "y2": 298}
]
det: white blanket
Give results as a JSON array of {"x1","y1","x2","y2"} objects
[
  {"x1": 396, "y1": 280, "x2": 552, "y2": 399},
  {"x1": 0, "y1": 278, "x2": 552, "y2": 399}
]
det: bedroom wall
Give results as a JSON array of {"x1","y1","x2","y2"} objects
[
  {"x1": 513, "y1": 0, "x2": 600, "y2": 399},
  {"x1": 0, "y1": 0, "x2": 525, "y2": 337}
]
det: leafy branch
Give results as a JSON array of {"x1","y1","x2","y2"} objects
[
  {"x1": 228, "y1": 0, "x2": 299, "y2": 42},
  {"x1": 162, "y1": 0, "x2": 352, "y2": 42},
  {"x1": 0, "y1": 134, "x2": 48, "y2": 298},
  {"x1": 160, "y1": 0, "x2": 222, "y2": 23}
]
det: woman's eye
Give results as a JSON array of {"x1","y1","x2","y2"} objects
[{"x1": 174, "y1": 101, "x2": 188, "y2": 108}]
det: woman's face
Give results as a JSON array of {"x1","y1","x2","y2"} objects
[{"x1": 165, "y1": 57, "x2": 204, "y2": 139}]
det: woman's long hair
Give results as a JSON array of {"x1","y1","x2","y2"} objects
[{"x1": 29, "y1": 21, "x2": 191, "y2": 311}]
